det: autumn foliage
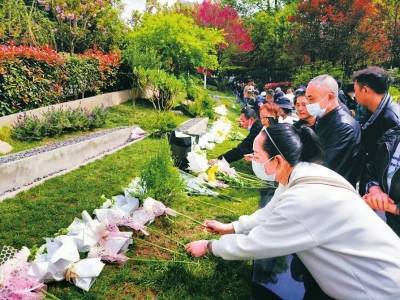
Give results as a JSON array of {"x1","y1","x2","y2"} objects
[
  {"x1": 195, "y1": 1, "x2": 254, "y2": 52},
  {"x1": 81, "y1": 49, "x2": 121, "y2": 71},
  {"x1": 290, "y1": 0, "x2": 388, "y2": 71},
  {"x1": 0, "y1": 44, "x2": 64, "y2": 65}
]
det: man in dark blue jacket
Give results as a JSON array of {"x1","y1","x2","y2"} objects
[
  {"x1": 363, "y1": 126, "x2": 400, "y2": 236},
  {"x1": 352, "y1": 66, "x2": 400, "y2": 195}
]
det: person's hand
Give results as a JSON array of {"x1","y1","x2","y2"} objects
[
  {"x1": 185, "y1": 240, "x2": 209, "y2": 257},
  {"x1": 203, "y1": 220, "x2": 234, "y2": 235},
  {"x1": 364, "y1": 186, "x2": 394, "y2": 204},
  {"x1": 363, "y1": 196, "x2": 398, "y2": 215},
  {"x1": 209, "y1": 159, "x2": 218, "y2": 165},
  {"x1": 243, "y1": 153, "x2": 254, "y2": 162},
  {"x1": 363, "y1": 186, "x2": 397, "y2": 214}
]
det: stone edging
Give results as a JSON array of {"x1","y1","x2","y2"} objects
[
  {"x1": 0, "y1": 126, "x2": 146, "y2": 201},
  {"x1": 0, "y1": 89, "x2": 133, "y2": 127}
]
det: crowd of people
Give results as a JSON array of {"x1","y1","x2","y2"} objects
[{"x1": 186, "y1": 66, "x2": 400, "y2": 299}]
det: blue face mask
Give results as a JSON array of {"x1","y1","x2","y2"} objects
[
  {"x1": 251, "y1": 157, "x2": 276, "y2": 181},
  {"x1": 306, "y1": 100, "x2": 326, "y2": 117}
]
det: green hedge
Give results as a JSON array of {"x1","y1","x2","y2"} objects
[{"x1": 0, "y1": 47, "x2": 124, "y2": 117}]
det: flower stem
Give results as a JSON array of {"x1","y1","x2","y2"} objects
[
  {"x1": 173, "y1": 210, "x2": 204, "y2": 226},
  {"x1": 148, "y1": 227, "x2": 186, "y2": 247},
  {"x1": 136, "y1": 238, "x2": 186, "y2": 257},
  {"x1": 129, "y1": 257, "x2": 199, "y2": 265},
  {"x1": 217, "y1": 194, "x2": 242, "y2": 202},
  {"x1": 42, "y1": 290, "x2": 61, "y2": 300},
  {"x1": 189, "y1": 197, "x2": 238, "y2": 214}
]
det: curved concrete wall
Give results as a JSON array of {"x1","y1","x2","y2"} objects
[
  {"x1": 0, "y1": 127, "x2": 146, "y2": 201},
  {"x1": 0, "y1": 89, "x2": 133, "y2": 127}
]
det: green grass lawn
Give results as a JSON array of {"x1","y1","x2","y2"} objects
[{"x1": 0, "y1": 91, "x2": 261, "y2": 299}]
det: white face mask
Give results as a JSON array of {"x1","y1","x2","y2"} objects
[
  {"x1": 306, "y1": 100, "x2": 326, "y2": 117},
  {"x1": 252, "y1": 157, "x2": 276, "y2": 181}
]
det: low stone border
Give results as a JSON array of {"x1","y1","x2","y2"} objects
[
  {"x1": 0, "y1": 89, "x2": 133, "y2": 127},
  {"x1": 0, "y1": 126, "x2": 146, "y2": 201}
]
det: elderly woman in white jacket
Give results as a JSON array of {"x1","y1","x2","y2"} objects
[{"x1": 186, "y1": 123, "x2": 400, "y2": 300}]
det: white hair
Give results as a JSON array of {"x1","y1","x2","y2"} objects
[{"x1": 309, "y1": 74, "x2": 339, "y2": 99}]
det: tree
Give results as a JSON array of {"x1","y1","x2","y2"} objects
[
  {"x1": 124, "y1": 12, "x2": 224, "y2": 75},
  {"x1": 245, "y1": 3, "x2": 297, "y2": 82},
  {"x1": 374, "y1": 0, "x2": 400, "y2": 67},
  {"x1": 0, "y1": 0, "x2": 55, "y2": 46},
  {"x1": 36, "y1": 0, "x2": 127, "y2": 53},
  {"x1": 221, "y1": 0, "x2": 296, "y2": 15},
  {"x1": 195, "y1": 1, "x2": 254, "y2": 52},
  {"x1": 290, "y1": 0, "x2": 383, "y2": 74}
]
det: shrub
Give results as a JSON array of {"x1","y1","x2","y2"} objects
[
  {"x1": 0, "y1": 58, "x2": 63, "y2": 116},
  {"x1": 292, "y1": 61, "x2": 345, "y2": 87},
  {"x1": 65, "y1": 108, "x2": 90, "y2": 131},
  {"x1": 63, "y1": 55, "x2": 101, "y2": 99},
  {"x1": 42, "y1": 109, "x2": 72, "y2": 136},
  {"x1": 147, "y1": 111, "x2": 179, "y2": 138},
  {"x1": 139, "y1": 141, "x2": 184, "y2": 206},
  {"x1": 0, "y1": 45, "x2": 122, "y2": 116},
  {"x1": 11, "y1": 107, "x2": 108, "y2": 141},
  {"x1": 187, "y1": 86, "x2": 215, "y2": 119},
  {"x1": 134, "y1": 67, "x2": 184, "y2": 111},
  {"x1": 11, "y1": 115, "x2": 44, "y2": 141},
  {"x1": 89, "y1": 106, "x2": 108, "y2": 129}
]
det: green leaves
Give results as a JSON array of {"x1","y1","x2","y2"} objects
[
  {"x1": 11, "y1": 107, "x2": 108, "y2": 141},
  {"x1": 124, "y1": 12, "x2": 224, "y2": 75},
  {"x1": 139, "y1": 141, "x2": 184, "y2": 206},
  {"x1": 134, "y1": 67, "x2": 184, "y2": 111},
  {"x1": 292, "y1": 61, "x2": 345, "y2": 87}
]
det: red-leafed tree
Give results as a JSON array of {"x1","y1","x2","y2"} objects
[
  {"x1": 373, "y1": 0, "x2": 400, "y2": 68},
  {"x1": 195, "y1": 0, "x2": 254, "y2": 52},
  {"x1": 290, "y1": 0, "x2": 385, "y2": 74}
]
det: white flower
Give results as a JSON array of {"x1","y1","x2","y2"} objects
[
  {"x1": 187, "y1": 151, "x2": 209, "y2": 174},
  {"x1": 208, "y1": 117, "x2": 232, "y2": 144},
  {"x1": 67, "y1": 211, "x2": 106, "y2": 252},
  {"x1": 214, "y1": 104, "x2": 228, "y2": 116},
  {"x1": 29, "y1": 235, "x2": 80, "y2": 282},
  {"x1": 112, "y1": 194, "x2": 139, "y2": 215},
  {"x1": 143, "y1": 197, "x2": 176, "y2": 217},
  {"x1": 125, "y1": 177, "x2": 147, "y2": 199},
  {"x1": 217, "y1": 158, "x2": 237, "y2": 178},
  {"x1": 65, "y1": 258, "x2": 105, "y2": 291},
  {"x1": 101, "y1": 198, "x2": 113, "y2": 209}
]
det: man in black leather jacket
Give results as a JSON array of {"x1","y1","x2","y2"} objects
[
  {"x1": 306, "y1": 75, "x2": 361, "y2": 187},
  {"x1": 363, "y1": 126, "x2": 400, "y2": 236},
  {"x1": 218, "y1": 107, "x2": 262, "y2": 163},
  {"x1": 352, "y1": 66, "x2": 400, "y2": 195}
]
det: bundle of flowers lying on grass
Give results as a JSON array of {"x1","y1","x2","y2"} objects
[
  {"x1": 214, "y1": 104, "x2": 228, "y2": 116},
  {"x1": 198, "y1": 116, "x2": 232, "y2": 150},
  {"x1": 186, "y1": 150, "x2": 268, "y2": 189},
  {"x1": 0, "y1": 187, "x2": 200, "y2": 298}
]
